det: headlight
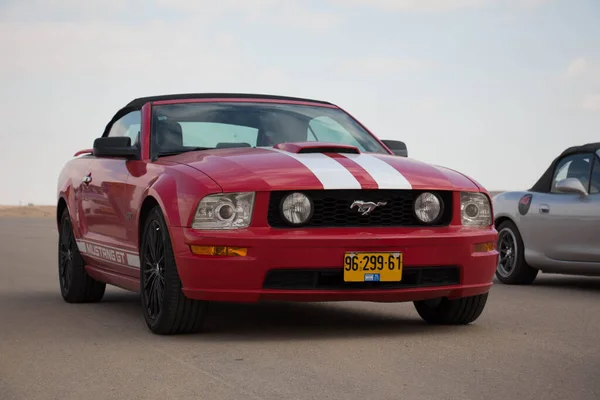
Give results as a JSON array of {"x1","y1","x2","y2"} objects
[
  {"x1": 281, "y1": 192, "x2": 313, "y2": 225},
  {"x1": 461, "y1": 192, "x2": 492, "y2": 226},
  {"x1": 414, "y1": 192, "x2": 443, "y2": 223},
  {"x1": 192, "y1": 192, "x2": 255, "y2": 230}
]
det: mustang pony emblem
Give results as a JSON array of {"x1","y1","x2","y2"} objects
[{"x1": 350, "y1": 200, "x2": 387, "y2": 215}]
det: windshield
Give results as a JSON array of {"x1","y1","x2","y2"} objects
[{"x1": 150, "y1": 102, "x2": 389, "y2": 156}]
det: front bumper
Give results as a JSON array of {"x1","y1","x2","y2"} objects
[{"x1": 169, "y1": 226, "x2": 498, "y2": 303}]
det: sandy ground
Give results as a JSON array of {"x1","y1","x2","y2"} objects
[
  {"x1": 0, "y1": 191, "x2": 505, "y2": 220},
  {"x1": 0, "y1": 205, "x2": 55, "y2": 219},
  {"x1": 0, "y1": 190, "x2": 505, "y2": 220},
  {"x1": 0, "y1": 217, "x2": 598, "y2": 400}
]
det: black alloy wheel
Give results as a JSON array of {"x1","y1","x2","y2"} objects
[
  {"x1": 139, "y1": 206, "x2": 208, "y2": 335},
  {"x1": 494, "y1": 220, "x2": 538, "y2": 285},
  {"x1": 58, "y1": 218, "x2": 74, "y2": 295},
  {"x1": 497, "y1": 227, "x2": 518, "y2": 278},
  {"x1": 57, "y1": 209, "x2": 106, "y2": 303},
  {"x1": 141, "y1": 219, "x2": 166, "y2": 321}
]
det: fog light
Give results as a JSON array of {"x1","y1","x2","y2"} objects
[
  {"x1": 474, "y1": 242, "x2": 494, "y2": 253},
  {"x1": 281, "y1": 192, "x2": 313, "y2": 225},
  {"x1": 414, "y1": 192, "x2": 442, "y2": 223},
  {"x1": 190, "y1": 245, "x2": 248, "y2": 257}
]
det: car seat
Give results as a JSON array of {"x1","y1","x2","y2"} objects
[{"x1": 566, "y1": 157, "x2": 591, "y2": 190}]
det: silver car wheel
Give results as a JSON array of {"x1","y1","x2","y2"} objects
[{"x1": 497, "y1": 227, "x2": 517, "y2": 278}]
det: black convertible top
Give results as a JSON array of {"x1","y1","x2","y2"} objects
[
  {"x1": 125, "y1": 92, "x2": 333, "y2": 109},
  {"x1": 529, "y1": 141, "x2": 600, "y2": 192},
  {"x1": 102, "y1": 92, "x2": 334, "y2": 136}
]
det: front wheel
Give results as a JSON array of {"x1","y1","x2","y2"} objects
[
  {"x1": 495, "y1": 220, "x2": 538, "y2": 285},
  {"x1": 139, "y1": 205, "x2": 209, "y2": 335},
  {"x1": 413, "y1": 293, "x2": 489, "y2": 325}
]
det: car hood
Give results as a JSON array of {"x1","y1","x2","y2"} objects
[{"x1": 164, "y1": 144, "x2": 482, "y2": 193}]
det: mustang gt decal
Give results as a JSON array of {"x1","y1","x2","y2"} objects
[{"x1": 76, "y1": 240, "x2": 140, "y2": 268}]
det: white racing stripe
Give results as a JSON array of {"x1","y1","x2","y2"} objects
[
  {"x1": 342, "y1": 153, "x2": 412, "y2": 189},
  {"x1": 76, "y1": 239, "x2": 140, "y2": 268},
  {"x1": 267, "y1": 148, "x2": 362, "y2": 189}
]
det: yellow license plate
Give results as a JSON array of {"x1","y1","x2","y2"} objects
[{"x1": 343, "y1": 252, "x2": 403, "y2": 282}]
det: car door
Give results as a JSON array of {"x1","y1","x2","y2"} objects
[
  {"x1": 68, "y1": 155, "x2": 97, "y2": 240},
  {"x1": 524, "y1": 151, "x2": 600, "y2": 263},
  {"x1": 79, "y1": 110, "x2": 141, "y2": 273}
]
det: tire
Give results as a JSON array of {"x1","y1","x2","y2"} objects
[
  {"x1": 139, "y1": 205, "x2": 208, "y2": 335},
  {"x1": 58, "y1": 209, "x2": 106, "y2": 303},
  {"x1": 495, "y1": 220, "x2": 538, "y2": 285},
  {"x1": 413, "y1": 292, "x2": 489, "y2": 325}
]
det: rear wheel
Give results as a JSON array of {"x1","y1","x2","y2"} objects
[
  {"x1": 58, "y1": 209, "x2": 106, "y2": 303},
  {"x1": 495, "y1": 220, "x2": 538, "y2": 285},
  {"x1": 139, "y1": 206, "x2": 208, "y2": 335},
  {"x1": 413, "y1": 293, "x2": 488, "y2": 325}
]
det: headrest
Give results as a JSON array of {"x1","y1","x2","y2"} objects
[
  {"x1": 567, "y1": 158, "x2": 590, "y2": 178},
  {"x1": 155, "y1": 119, "x2": 183, "y2": 151},
  {"x1": 258, "y1": 112, "x2": 308, "y2": 146}
]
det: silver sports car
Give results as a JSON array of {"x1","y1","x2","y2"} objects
[{"x1": 492, "y1": 142, "x2": 600, "y2": 284}]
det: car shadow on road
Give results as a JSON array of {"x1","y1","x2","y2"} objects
[
  {"x1": 194, "y1": 300, "x2": 467, "y2": 342},
  {"x1": 3, "y1": 289, "x2": 485, "y2": 340},
  {"x1": 87, "y1": 290, "x2": 474, "y2": 340},
  {"x1": 530, "y1": 275, "x2": 600, "y2": 294}
]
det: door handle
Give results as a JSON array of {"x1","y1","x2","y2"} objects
[
  {"x1": 82, "y1": 173, "x2": 92, "y2": 185},
  {"x1": 539, "y1": 204, "x2": 550, "y2": 214}
]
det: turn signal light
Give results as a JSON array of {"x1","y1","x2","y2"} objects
[
  {"x1": 474, "y1": 242, "x2": 495, "y2": 253},
  {"x1": 190, "y1": 245, "x2": 248, "y2": 257}
]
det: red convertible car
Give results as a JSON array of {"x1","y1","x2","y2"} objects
[{"x1": 56, "y1": 93, "x2": 498, "y2": 335}]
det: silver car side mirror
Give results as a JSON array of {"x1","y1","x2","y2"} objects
[{"x1": 555, "y1": 178, "x2": 588, "y2": 196}]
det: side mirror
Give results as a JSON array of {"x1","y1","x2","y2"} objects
[
  {"x1": 381, "y1": 140, "x2": 408, "y2": 157},
  {"x1": 555, "y1": 178, "x2": 588, "y2": 196},
  {"x1": 93, "y1": 137, "x2": 138, "y2": 159}
]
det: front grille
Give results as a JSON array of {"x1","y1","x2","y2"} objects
[
  {"x1": 263, "y1": 266, "x2": 461, "y2": 290},
  {"x1": 267, "y1": 190, "x2": 453, "y2": 228}
]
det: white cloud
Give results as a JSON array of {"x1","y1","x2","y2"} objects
[
  {"x1": 330, "y1": 0, "x2": 551, "y2": 12},
  {"x1": 341, "y1": 57, "x2": 434, "y2": 75},
  {"x1": 0, "y1": 0, "x2": 343, "y2": 79},
  {"x1": 155, "y1": 0, "x2": 277, "y2": 11},
  {"x1": 581, "y1": 94, "x2": 600, "y2": 111},
  {"x1": 331, "y1": 0, "x2": 485, "y2": 12},
  {"x1": 412, "y1": 98, "x2": 440, "y2": 113},
  {"x1": 514, "y1": 0, "x2": 552, "y2": 8},
  {"x1": 0, "y1": 0, "x2": 137, "y2": 21},
  {"x1": 0, "y1": 21, "x2": 242, "y2": 77},
  {"x1": 1, "y1": 0, "x2": 342, "y2": 31},
  {"x1": 566, "y1": 57, "x2": 588, "y2": 78},
  {"x1": 564, "y1": 57, "x2": 600, "y2": 111},
  {"x1": 155, "y1": 0, "x2": 343, "y2": 31}
]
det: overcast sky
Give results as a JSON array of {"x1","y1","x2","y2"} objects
[{"x1": 1, "y1": 0, "x2": 599, "y2": 205}]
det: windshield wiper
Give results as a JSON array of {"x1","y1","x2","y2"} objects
[{"x1": 156, "y1": 147, "x2": 211, "y2": 158}]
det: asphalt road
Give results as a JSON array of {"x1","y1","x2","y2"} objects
[{"x1": 1, "y1": 218, "x2": 598, "y2": 400}]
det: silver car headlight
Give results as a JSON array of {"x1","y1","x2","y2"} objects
[
  {"x1": 461, "y1": 192, "x2": 492, "y2": 227},
  {"x1": 192, "y1": 192, "x2": 255, "y2": 230},
  {"x1": 414, "y1": 192, "x2": 443, "y2": 223}
]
